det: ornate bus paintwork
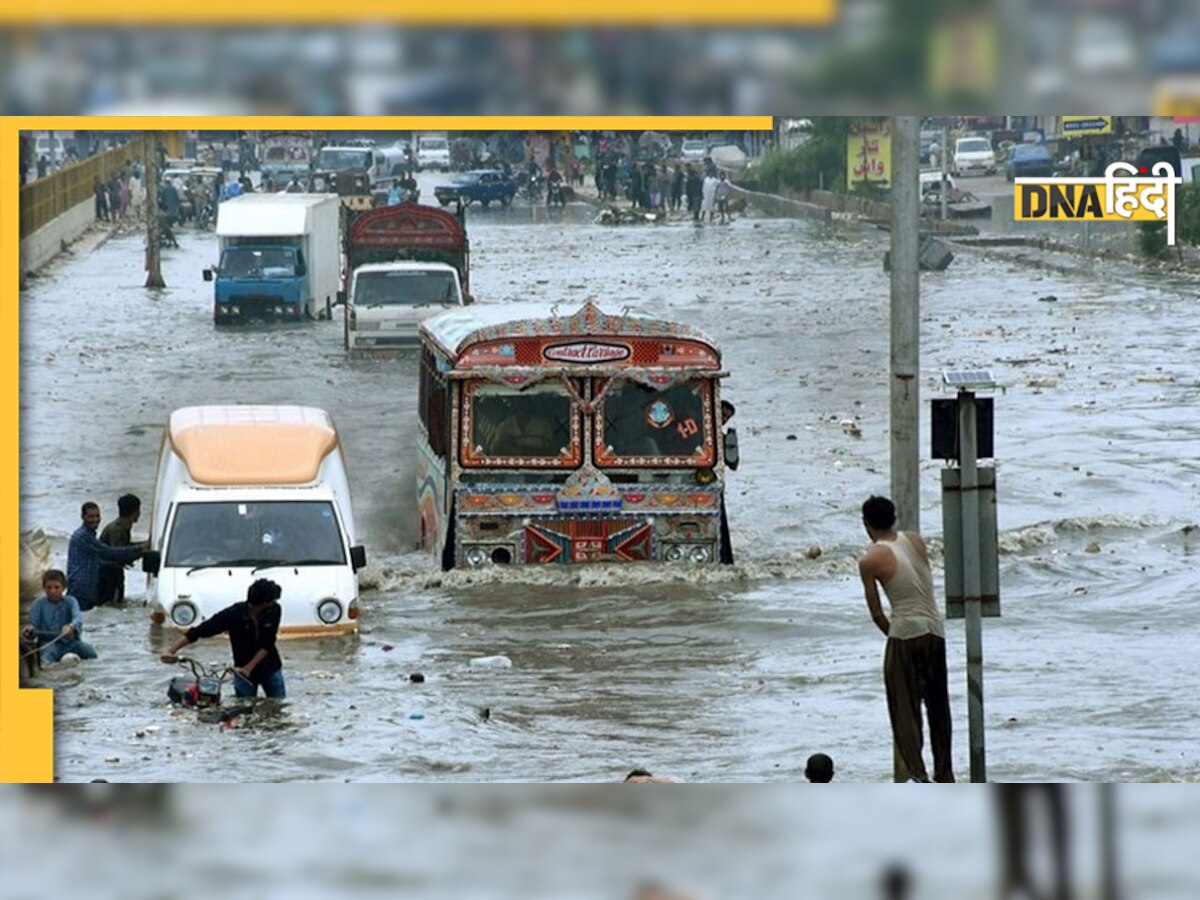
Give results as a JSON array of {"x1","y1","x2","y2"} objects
[{"x1": 416, "y1": 301, "x2": 737, "y2": 569}]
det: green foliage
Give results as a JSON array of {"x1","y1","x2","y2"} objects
[
  {"x1": 1136, "y1": 222, "x2": 1169, "y2": 260},
  {"x1": 1176, "y1": 184, "x2": 1200, "y2": 247},
  {"x1": 1137, "y1": 185, "x2": 1200, "y2": 259},
  {"x1": 754, "y1": 118, "x2": 882, "y2": 196}
]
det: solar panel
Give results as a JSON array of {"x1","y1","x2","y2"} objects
[{"x1": 942, "y1": 369, "x2": 996, "y2": 389}]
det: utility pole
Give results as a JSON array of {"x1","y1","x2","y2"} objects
[
  {"x1": 1100, "y1": 785, "x2": 1119, "y2": 900},
  {"x1": 890, "y1": 116, "x2": 921, "y2": 531},
  {"x1": 940, "y1": 124, "x2": 949, "y2": 220},
  {"x1": 144, "y1": 131, "x2": 165, "y2": 288}
]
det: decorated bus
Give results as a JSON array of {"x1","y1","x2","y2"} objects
[{"x1": 416, "y1": 301, "x2": 738, "y2": 569}]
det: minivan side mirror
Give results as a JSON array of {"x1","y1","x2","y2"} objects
[
  {"x1": 350, "y1": 545, "x2": 367, "y2": 572},
  {"x1": 142, "y1": 550, "x2": 162, "y2": 575},
  {"x1": 723, "y1": 428, "x2": 740, "y2": 471},
  {"x1": 202, "y1": 268, "x2": 214, "y2": 282}
]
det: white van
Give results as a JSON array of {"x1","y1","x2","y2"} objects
[
  {"x1": 33, "y1": 133, "x2": 66, "y2": 166},
  {"x1": 145, "y1": 405, "x2": 367, "y2": 637},
  {"x1": 416, "y1": 133, "x2": 451, "y2": 171},
  {"x1": 347, "y1": 261, "x2": 465, "y2": 352}
]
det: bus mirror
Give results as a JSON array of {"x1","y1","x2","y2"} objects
[
  {"x1": 142, "y1": 550, "x2": 161, "y2": 575},
  {"x1": 350, "y1": 545, "x2": 367, "y2": 571},
  {"x1": 723, "y1": 428, "x2": 740, "y2": 471},
  {"x1": 202, "y1": 268, "x2": 214, "y2": 282}
]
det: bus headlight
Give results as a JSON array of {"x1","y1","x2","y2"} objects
[
  {"x1": 171, "y1": 601, "x2": 198, "y2": 627},
  {"x1": 664, "y1": 545, "x2": 684, "y2": 562},
  {"x1": 317, "y1": 599, "x2": 343, "y2": 624},
  {"x1": 689, "y1": 545, "x2": 712, "y2": 564},
  {"x1": 465, "y1": 546, "x2": 488, "y2": 567}
]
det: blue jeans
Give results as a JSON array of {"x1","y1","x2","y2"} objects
[
  {"x1": 42, "y1": 638, "x2": 97, "y2": 666},
  {"x1": 233, "y1": 668, "x2": 286, "y2": 699}
]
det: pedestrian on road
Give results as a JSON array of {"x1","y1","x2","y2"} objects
[
  {"x1": 67, "y1": 501, "x2": 147, "y2": 611},
  {"x1": 37, "y1": 154, "x2": 50, "y2": 179},
  {"x1": 858, "y1": 495, "x2": 955, "y2": 783},
  {"x1": 24, "y1": 569, "x2": 98, "y2": 667},
  {"x1": 161, "y1": 578, "x2": 286, "y2": 699},
  {"x1": 700, "y1": 171, "x2": 718, "y2": 222},
  {"x1": 93, "y1": 177, "x2": 109, "y2": 222},
  {"x1": 714, "y1": 172, "x2": 731, "y2": 223},
  {"x1": 97, "y1": 493, "x2": 141, "y2": 606},
  {"x1": 670, "y1": 164, "x2": 684, "y2": 212},
  {"x1": 685, "y1": 164, "x2": 702, "y2": 220}
]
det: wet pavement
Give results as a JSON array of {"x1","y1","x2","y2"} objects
[{"x1": 18, "y1": 171, "x2": 1200, "y2": 782}]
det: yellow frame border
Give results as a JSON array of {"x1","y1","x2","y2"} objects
[
  {"x1": 3, "y1": 2, "x2": 836, "y2": 24},
  {"x1": 2, "y1": 115, "x2": 771, "y2": 783}
]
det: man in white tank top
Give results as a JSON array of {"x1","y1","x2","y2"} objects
[{"x1": 859, "y1": 495, "x2": 956, "y2": 782}]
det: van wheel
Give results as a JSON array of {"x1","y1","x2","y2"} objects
[{"x1": 481, "y1": 198, "x2": 490, "y2": 208}]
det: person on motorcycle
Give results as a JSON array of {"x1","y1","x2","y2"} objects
[
  {"x1": 398, "y1": 169, "x2": 419, "y2": 203},
  {"x1": 546, "y1": 166, "x2": 565, "y2": 206}
]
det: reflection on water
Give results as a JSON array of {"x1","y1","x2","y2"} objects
[{"x1": 2, "y1": 787, "x2": 1198, "y2": 899}]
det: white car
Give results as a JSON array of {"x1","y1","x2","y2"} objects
[
  {"x1": 679, "y1": 139, "x2": 708, "y2": 163},
  {"x1": 953, "y1": 137, "x2": 997, "y2": 177}
]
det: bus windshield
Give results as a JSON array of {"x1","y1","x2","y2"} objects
[
  {"x1": 165, "y1": 500, "x2": 346, "y2": 568},
  {"x1": 597, "y1": 378, "x2": 713, "y2": 465},
  {"x1": 466, "y1": 382, "x2": 577, "y2": 463}
]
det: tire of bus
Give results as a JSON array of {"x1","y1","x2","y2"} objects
[{"x1": 718, "y1": 500, "x2": 734, "y2": 565}]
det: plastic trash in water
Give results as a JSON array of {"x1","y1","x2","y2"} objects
[{"x1": 408, "y1": 711, "x2": 426, "y2": 720}]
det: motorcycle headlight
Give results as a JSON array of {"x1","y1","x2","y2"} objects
[
  {"x1": 317, "y1": 599, "x2": 343, "y2": 624},
  {"x1": 465, "y1": 546, "x2": 488, "y2": 568},
  {"x1": 171, "y1": 601, "x2": 198, "y2": 627}
]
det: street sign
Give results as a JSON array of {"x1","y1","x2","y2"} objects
[{"x1": 1061, "y1": 116, "x2": 1114, "y2": 136}]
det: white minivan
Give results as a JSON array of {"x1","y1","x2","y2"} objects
[
  {"x1": 952, "y1": 136, "x2": 997, "y2": 177},
  {"x1": 144, "y1": 405, "x2": 367, "y2": 637},
  {"x1": 416, "y1": 133, "x2": 451, "y2": 171},
  {"x1": 346, "y1": 262, "x2": 465, "y2": 352}
]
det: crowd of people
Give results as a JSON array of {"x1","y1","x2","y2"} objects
[{"x1": 593, "y1": 155, "x2": 733, "y2": 223}]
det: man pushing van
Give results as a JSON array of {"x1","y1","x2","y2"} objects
[{"x1": 161, "y1": 578, "x2": 287, "y2": 699}]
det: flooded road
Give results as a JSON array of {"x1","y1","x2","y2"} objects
[{"x1": 19, "y1": 180, "x2": 1200, "y2": 782}]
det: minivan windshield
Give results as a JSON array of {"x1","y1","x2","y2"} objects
[
  {"x1": 353, "y1": 270, "x2": 459, "y2": 306},
  {"x1": 420, "y1": 138, "x2": 448, "y2": 151},
  {"x1": 166, "y1": 500, "x2": 346, "y2": 568}
]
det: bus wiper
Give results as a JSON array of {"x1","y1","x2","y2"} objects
[
  {"x1": 250, "y1": 558, "x2": 336, "y2": 574},
  {"x1": 186, "y1": 558, "x2": 275, "y2": 575}
]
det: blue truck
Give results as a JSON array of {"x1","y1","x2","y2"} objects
[
  {"x1": 433, "y1": 169, "x2": 516, "y2": 207},
  {"x1": 204, "y1": 194, "x2": 341, "y2": 325}
]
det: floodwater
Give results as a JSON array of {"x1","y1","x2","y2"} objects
[{"x1": 18, "y1": 175, "x2": 1200, "y2": 783}]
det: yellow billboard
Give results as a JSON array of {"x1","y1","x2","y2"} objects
[
  {"x1": 847, "y1": 120, "x2": 891, "y2": 185},
  {"x1": 1060, "y1": 116, "x2": 1113, "y2": 136}
]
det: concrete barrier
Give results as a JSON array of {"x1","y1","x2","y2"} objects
[
  {"x1": 18, "y1": 197, "x2": 97, "y2": 283},
  {"x1": 730, "y1": 185, "x2": 831, "y2": 223}
]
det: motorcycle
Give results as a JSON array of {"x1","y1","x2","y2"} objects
[
  {"x1": 164, "y1": 656, "x2": 252, "y2": 724},
  {"x1": 546, "y1": 179, "x2": 566, "y2": 207}
]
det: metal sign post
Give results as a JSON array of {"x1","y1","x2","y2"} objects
[{"x1": 934, "y1": 369, "x2": 1000, "y2": 783}]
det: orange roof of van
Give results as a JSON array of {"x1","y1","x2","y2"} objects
[{"x1": 168, "y1": 406, "x2": 339, "y2": 486}]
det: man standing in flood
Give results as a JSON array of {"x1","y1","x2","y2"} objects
[
  {"x1": 67, "y1": 501, "x2": 147, "y2": 611},
  {"x1": 858, "y1": 495, "x2": 955, "y2": 782}
]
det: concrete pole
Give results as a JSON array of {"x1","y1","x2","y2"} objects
[
  {"x1": 890, "y1": 116, "x2": 921, "y2": 531},
  {"x1": 144, "y1": 132, "x2": 165, "y2": 289},
  {"x1": 1100, "y1": 785, "x2": 1118, "y2": 900},
  {"x1": 940, "y1": 125, "x2": 949, "y2": 220},
  {"x1": 958, "y1": 390, "x2": 986, "y2": 782}
]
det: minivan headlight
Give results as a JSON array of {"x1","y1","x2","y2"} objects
[
  {"x1": 317, "y1": 599, "x2": 343, "y2": 624},
  {"x1": 171, "y1": 601, "x2": 198, "y2": 627}
]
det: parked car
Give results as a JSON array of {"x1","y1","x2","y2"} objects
[
  {"x1": 679, "y1": 138, "x2": 709, "y2": 163},
  {"x1": 433, "y1": 169, "x2": 516, "y2": 207},
  {"x1": 953, "y1": 136, "x2": 997, "y2": 177},
  {"x1": 1005, "y1": 143, "x2": 1055, "y2": 181}
]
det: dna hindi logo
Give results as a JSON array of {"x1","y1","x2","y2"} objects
[{"x1": 1014, "y1": 161, "x2": 1184, "y2": 245}]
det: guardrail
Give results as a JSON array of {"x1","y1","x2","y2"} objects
[{"x1": 19, "y1": 135, "x2": 152, "y2": 239}]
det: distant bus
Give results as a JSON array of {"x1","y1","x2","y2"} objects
[{"x1": 416, "y1": 301, "x2": 738, "y2": 569}]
